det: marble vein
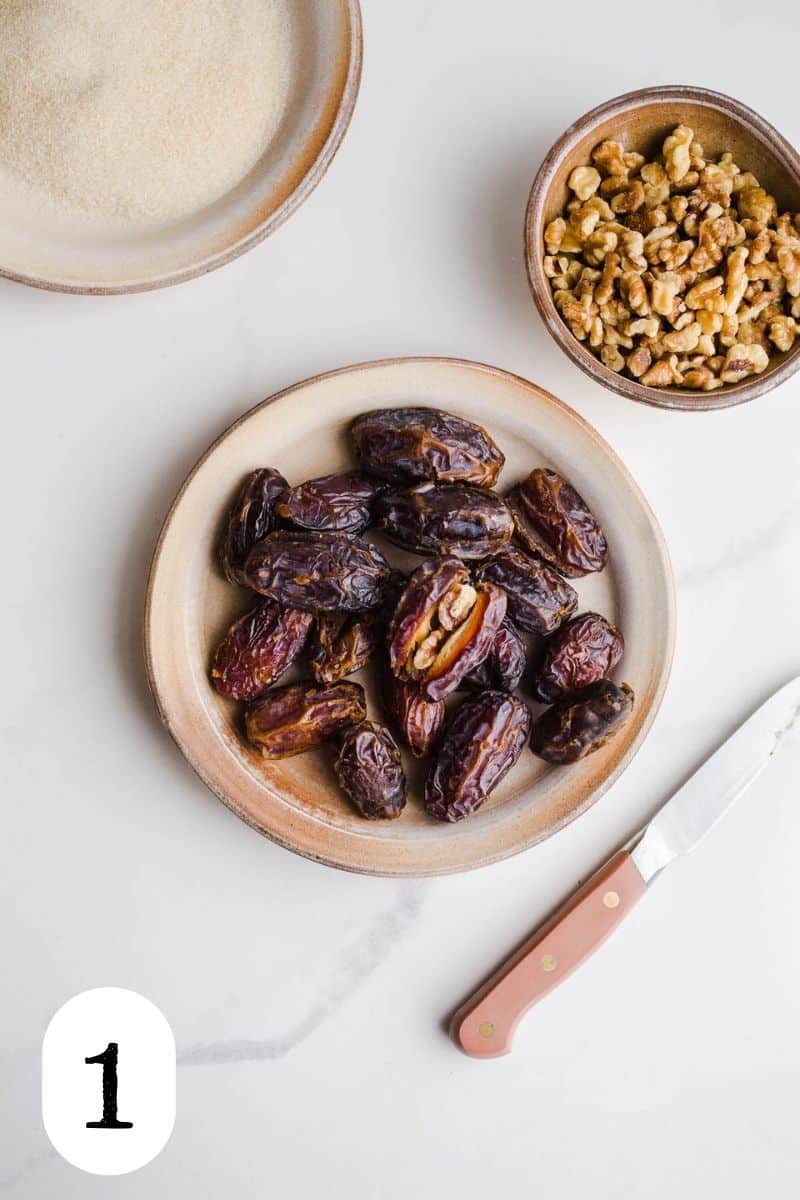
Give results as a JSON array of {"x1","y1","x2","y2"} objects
[{"x1": 178, "y1": 882, "x2": 427, "y2": 1067}]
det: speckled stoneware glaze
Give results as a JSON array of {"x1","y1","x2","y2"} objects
[
  {"x1": 0, "y1": 0, "x2": 362, "y2": 294},
  {"x1": 526, "y1": 86, "x2": 800, "y2": 411},
  {"x1": 144, "y1": 358, "x2": 676, "y2": 876}
]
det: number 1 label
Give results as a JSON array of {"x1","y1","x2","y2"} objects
[
  {"x1": 85, "y1": 1042, "x2": 133, "y2": 1129},
  {"x1": 43, "y1": 988, "x2": 174, "y2": 1175}
]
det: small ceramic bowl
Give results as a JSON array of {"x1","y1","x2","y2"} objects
[{"x1": 525, "y1": 86, "x2": 800, "y2": 411}]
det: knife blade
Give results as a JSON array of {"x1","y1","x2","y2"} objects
[
  {"x1": 451, "y1": 676, "x2": 800, "y2": 1058},
  {"x1": 630, "y1": 675, "x2": 800, "y2": 883}
]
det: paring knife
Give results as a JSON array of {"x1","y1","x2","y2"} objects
[{"x1": 452, "y1": 676, "x2": 800, "y2": 1058}]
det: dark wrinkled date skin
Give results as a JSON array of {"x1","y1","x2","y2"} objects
[
  {"x1": 379, "y1": 569, "x2": 409, "y2": 623},
  {"x1": 382, "y1": 668, "x2": 446, "y2": 758},
  {"x1": 388, "y1": 557, "x2": 507, "y2": 700},
  {"x1": 464, "y1": 621, "x2": 526, "y2": 693},
  {"x1": 475, "y1": 545, "x2": 577, "y2": 634},
  {"x1": 351, "y1": 407, "x2": 504, "y2": 486},
  {"x1": 531, "y1": 679, "x2": 634, "y2": 765},
  {"x1": 220, "y1": 468, "x2": 288, "y2": 584},
  {"x1": 375, "y1": 482, "x2": 514, "y2": 559},
  {"x1": 309, "y1": 611, "x2": 378, "y2": 685},
  {"x1": 333, "y1": 721, "x2": 407, "y2": 819},
  {"x1": 211, "y1": 599, "x2": 313, "y2": 701},
  {"x1": 245, "y1": 680, "x2": 366, "y2": 758},
  {"x1": 533, "y1": 613, "x2": 624, "y2": 703},
  {"x1": 275, "y1": 472, "x2": 382, "y2": 534},
  {"x1": 243, "y1": 531, "x2": 391, "y2": 612},
  {"x1": 509, "y1": 468, "x2": 608, "y2": 578},
  {"x1": 425, "y1": 691, "x2": 532, "y2": 822}
]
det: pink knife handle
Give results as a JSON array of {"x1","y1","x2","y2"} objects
[{"x1": 451, "y1": 850, "x2": 647, "y2": 1058}]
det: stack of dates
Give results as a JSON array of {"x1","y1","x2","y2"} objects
[{"x1": 210, "y1": 407, "x2": 634, "y2": 823}]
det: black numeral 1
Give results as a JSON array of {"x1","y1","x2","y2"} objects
[{"x1": 85, "y1": 1042, "x2": 133, "y2": 1129}]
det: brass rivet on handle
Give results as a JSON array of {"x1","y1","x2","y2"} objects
[
  {"x1": 603, "y1": 890, "x2": 620, "y2": 908},
  {"x1": 478, "y1": 1021, "x2": 495, "y2": 1038},
  {"x1": 540, "y1": 954, "x2": 557, "y2": 972}
]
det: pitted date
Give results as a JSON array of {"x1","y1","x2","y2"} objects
[
  {"x1": 220, "y1": 468, "x2": 287, "y2": 584},
  {"x1": 333, "y1": 721, "x2": 407, "y2": 819},
  {"x1": 382, "y1": 668, "x2": 446, "y2": 757},
  {"x1": 509, "y1": 468, "x2": 608, "y2": 578},
  {"x1": 351, "y1": 407, "x2": 504, "y2": 486},
  {"x1": 245, "y1": 680, "x2": 366, "y2": 758},
  {"x1": 464, "y1": 621, "x2": 526, "y2": 692},
  {"x1": 531, "y1": 679, "x2": 634, "y2": 764},
  {"x1": 211, "y1": 599, "x2": 313, "y2": 701},
  {"x1": 275, "y1": 472, "x2": 382, "y2": 534},
  {"x1": 532, "y1": 613, "x2": 623, "y2": 703},
  {"x1": 388, "y1": 557, "x2": 466, "y2": 670},
  {"x1": 243, "y1": 531, "x2": 391, "y2": 612},
  {"x1": 475, "y1": 545, "x2": 577, "y2": 634},
  {"x1": 388, "y1": 557, "x2": 507, "y2": 700},
  {"x1": 309, "y1": 611, "x2": 378, "y2": 685},
  {"x1": 425, "y1": 691, "x2": 532, "y2": 822},
  {"x1": 375, "y1": 482, "x2": 513, "y2": 559}
]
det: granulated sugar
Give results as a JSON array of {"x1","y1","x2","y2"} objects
[{"x1": 0, "y1": 0, "x2": 292, "y2": 223}]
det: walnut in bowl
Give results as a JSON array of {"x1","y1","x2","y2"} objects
[{"x1": 526, "y1": 87, "x2": 800, "y2": 410}]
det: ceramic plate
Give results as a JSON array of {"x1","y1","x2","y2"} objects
[
  {"x1": 144, "y1": 358, "x2": 676, "y2": 875},
  {"x1": 0, "y1": 0, "x2": 361, "y2": 294}
]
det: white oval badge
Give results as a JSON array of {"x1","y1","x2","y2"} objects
[{"x1": 42, "y1": 987, "x2": 175, "y2": 1175}]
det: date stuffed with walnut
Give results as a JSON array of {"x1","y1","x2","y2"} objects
[
  {"x1": 425, "y1": 691, "x2": 532, "y2": 822},
  {"x1": 211, "y1": 599, "x2": 313, "y2": 701},
  {"x1": 351, "y1": 407, "x2": 504, "y2": 486},
  {"x1": 375, "y1": 482, "x2": 514, "y2": 559},
  {"x1": 509, "y1": 468, "x2": 608, "y2": 578},
  {"x1": 388, "y1": 557, "x2": 506, "y2": 700}
]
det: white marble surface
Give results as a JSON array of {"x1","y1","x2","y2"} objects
[{"x1": 2, "y1": 1, "x2": 800, "y2": 1195}]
